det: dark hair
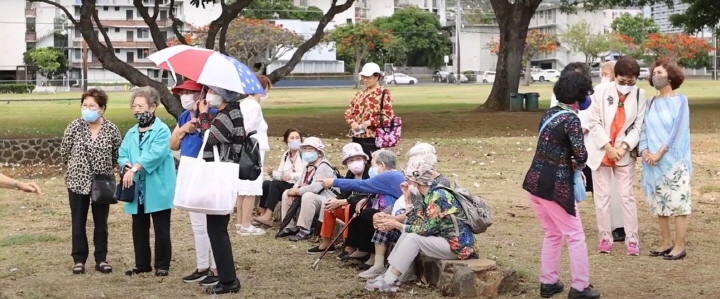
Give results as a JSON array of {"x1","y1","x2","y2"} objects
[
  {"x1": 649, "y1": 59, "x2": 685, "y2": 90},
  {"x1": 561, "y1": 62, "x2": 590, "y2": 78},
  {"x1": 81, "y1": 88, "x2": 109, "y2": 109},
  {"x1": 553, "y1": 73, "x2": 594, "y2": 105},
  {"x1": 614, "y1": 57, "x2": 640, "y2": 78},
  {"x1": 282, "y1": 128, "x2": 302, "y2": 143}
]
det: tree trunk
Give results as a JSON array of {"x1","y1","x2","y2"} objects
[
  {"x1": 353, "y1": 51, "x2": 363, "y2": 89},
  {"x1": 482, "y1": 0, "x2": 543, "y2": 111},
  {"x1": 524, "y1": 58, "x2": 532, "y2": 86}
]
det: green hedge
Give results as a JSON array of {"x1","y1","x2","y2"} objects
[{"x1": 0, "y1": 84, "x2": 34, "y2": 94}]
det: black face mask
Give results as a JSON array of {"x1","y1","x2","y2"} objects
[{"x1": 134, "y1": 111, "x2": 155, "y2": 127}]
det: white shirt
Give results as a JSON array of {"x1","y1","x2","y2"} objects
[
  {"x1": 392, "y1": 195, "x2": 409, "y2": 219},
  {"x1": 239, "y1": 97, "x2": 269, "y2": 151},
  {"x1": 271, "y1": 150, "x2": 306, "y2": 184}
]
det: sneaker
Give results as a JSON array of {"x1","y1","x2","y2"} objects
[
  {"x1": 568, "y1": 286, "x2": 600, "y2": 299},
  {"x1": 597, "y1": 239, "x2": 612, "y2": 253},
  {"x1": 365, "y1": 277, "x2": 400, "y2": 292},
  {"x1": 238, "y1": 225, "x2": 266, "y2": 236},
  {"x1": 182, "y1": 269, "x2": 209, "y2": 283},
  {"x1": 626, "y1": 241, "x2": 640, "y2": 256},
  {"x1": 307, "y1": 245, "x2": 335, "y2": 254},
  {"x1": 358, "y1": 266, "x2": 385, "y2": 279},
  {"x1": 199, "y1": 273, "x2": 220, "y2": 286},
  {"x1": 540, "y1": 280, "x2": 564, "y2": 298}
]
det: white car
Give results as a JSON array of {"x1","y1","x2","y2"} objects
[
  {"x1": 639, "y1": 68, "x2": 650, "y2": 80},
  {"x1": 384, "y1": 73, "x2": 418, "y2": 85},
  {"x1": 482, "y1": 71, "x2": 496, "y2": 83},
  {"x1": 531, "y1": 69, "x2": 561, "y2": 82}
]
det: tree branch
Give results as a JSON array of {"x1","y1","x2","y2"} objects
[
  {"x1": 205, "y1": 0, "x2": 252, "y2": 50},
  {"x1": 169, "y1": 0, "x2": 188, "y2": 45},
  {"x1": 134, "y1": 0, "x2": 167, "y2": 50},
  {"x1": 28, "y1": 0, "x2": 79, "y2": 25},
  {"x1": 91, "y1": 8, "x2": 114, "y2": 53},
  {"x1": 218, "y1": 23, "x2": 229, "y2": 54}
]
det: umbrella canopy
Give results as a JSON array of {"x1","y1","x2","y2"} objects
[{"x1": 148, "y1": 45, "x2": 266, "y2": 95}]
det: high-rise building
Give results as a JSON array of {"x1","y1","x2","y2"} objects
[{"x1": 649, "y1": 0, "x2": 712, "y2": 37}]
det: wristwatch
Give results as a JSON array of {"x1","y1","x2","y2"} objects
[
  {"x1": 130, "y1": 167, "x2": 139, "y2": 173},
  {"x1": 12, "y1": 181, "x2": 18, "y2": 190},
  {"x1": 621, "y1": 143, "x2": 629, "y2": 150}
]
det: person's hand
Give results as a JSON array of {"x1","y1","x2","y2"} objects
[
  {"x1": 122, "y1": 170, "x2": 134, "y2": 188},
  {"x1": 362, "y1": 120, "x2": 372, "y2": 128},
  {"x1": 605, "y1": 146, "x2": 621, "y2": 162},
  {"x1": 616, "y1": 146, "x2": 627, "y2": 158},
  {"x1": 372, "y1": 212, "x2": 388, "y2": 228},
  {"x1": 181, "y1": 118, "x2": 197, "y2": 134},
  {"x1": 320, "y1": 178, "x2": 334, "y2": 189},
  {"x1": 355, "y1": 198, "x2": 367, "y2": 214},
  {"x1": 351, "y1": 121, "x2": 359, "y2": 130},
  {"x1": 265, "y1": 166, "x2": 273, "y2": 176},
  {"x1": 17, "y1": 181, "x2": 42, "y2": 194},
  {"x1": 287, "y1": 188, "x2": 298, "y2": 196},
  {"x1": 378, "y1": 218, "x2": 402, "y2": 232},
  {"x1": 400, "y1": 181, "x2": 411, "y2": 200},
  {"x1": 642, "y1": 150, "x2": 651, "y2": 163},
  {"x1": 647, "y1": 152, "x2": 663, "y2": 166},
  {"x1": 197, "y1": 99, "x2": 209, "y2": 114},
  {"x1": 324, "y1": 198, "x2": 343, "y2": 211}
]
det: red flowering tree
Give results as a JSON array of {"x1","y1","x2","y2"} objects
[
  {"x1": 327, "y1": 21, "x2": 398, "y2": 88},
  {"x1": 642, "y1": 33, "x2": 713, "y2": 63},
  {"x1": 486, "y1": 30, "x2": 559, "y2": 86}
]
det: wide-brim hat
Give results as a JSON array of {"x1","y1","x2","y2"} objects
[
  {"x1": 301, "y1": 137, "x2": 325, "y2": 156},
  {"x1": 404, "y1": 156, "x2": 435, "y2": 185},
  {"x1": 208, "y1": 85, "x2": 239, "y2": 102},
  {"x1": 171, "y1": 80, "x2": 203, "y2": 94},
  {"x1": 341, "y1": 142, "x2": 369, "y2": 165}
]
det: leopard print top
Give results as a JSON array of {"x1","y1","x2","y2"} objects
[{"x1": 60, "y1": 118, "x2": 122, "y2": 195}]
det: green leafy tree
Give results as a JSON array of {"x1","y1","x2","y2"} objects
[
  {"x1": 563, "y1": 20, "x2": 628, "y2": 64},
  {"x1": 23, "y1": 47, "x2": 69, "y2": 83},
  {"x1": 242, "y1": 0, "x2": 323, "y2": 21},
  {"x1": 30, "y1": 0, "x2": 354, "y2": 118},
  {"x1": 373, "y1": 7, "x2": 451, "y2": 68},
  {"x1": 327, "y1": 21, "x2": 398, "y2": 88},
  {"x1": 668, "y1": 0, "x2": 720, "y2": 35},
  {"x1": 610, "y1": 13, "x2": 659, "y2": 45}
]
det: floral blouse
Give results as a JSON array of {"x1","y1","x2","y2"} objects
[
  {"x1": 344, "y1": 86, "x2": 395, "y2": 138},
  {"x1": 404, "y1": 180, "x2": 480, "y2": 260}
]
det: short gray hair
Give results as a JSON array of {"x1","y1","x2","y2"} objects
[
  {"x1": 372, "y1": 149, "x2": 397, "y2": 170},
  {"x1": 130, "y1": 86, "x2": 161, "y2": 108}
]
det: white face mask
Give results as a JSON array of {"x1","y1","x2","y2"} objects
[
  {"x1": 180, "y1": 94, "x2": 196, "y2": 110},
  {"x1": 408, "y1": 184, "x2": 420, "y2": 195},
  {"x1": 615, "y1": 83, "x2": 633, "y2": 95},
  {"x1": 206, "y1": 93, "x2": 223, "y2": 107},
  {"x1": 600, "y1": 76, "x2": 611, "y2": 84},
  {"x1": 259, "y1": 94, "x2": 269, "y2": 102}
]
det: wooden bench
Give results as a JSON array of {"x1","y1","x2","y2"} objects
[{"x1": 412, "y1": 257, "x2": 519, "y2": 298}]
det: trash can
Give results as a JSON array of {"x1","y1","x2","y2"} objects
[
  {"x1": 510, "y1": 93, "x2": 525, "y2": 111},
  {"x1": 524, "y1": 92, "x2": 540, "y2": 111}
]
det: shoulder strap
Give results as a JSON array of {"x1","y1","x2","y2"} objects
[
  {"x1": 377, "y1": 89, "x2": 388, "y2": 127},
  {"x1": 538, "y1": 110, "x2": 570, "y2": 140},
  {"x1": 434, "y1": 186, "x2": 462, "y2": 235}
]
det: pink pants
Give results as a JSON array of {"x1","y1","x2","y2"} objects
[
  {"x1": 591, "y1": 165, "x2": 638, "y2": 245},
  {"x1": 528, "y1": 193, "x2": 590, "y2": 291}
]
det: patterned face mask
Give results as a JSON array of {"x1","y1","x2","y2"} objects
[
  {"x1": 652, "y1": 75, "x2": 670, "y2": 90},
  {"x1": 134, "y1": 111, "x2": 154, "y2": 126}
]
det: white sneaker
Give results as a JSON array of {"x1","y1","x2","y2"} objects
[
  {"x1": 358, "y1": 266, "x2": 385, "y2": 279},
  {"x1": 238, "y1": 225, "x2": 266, "y2": 236}
]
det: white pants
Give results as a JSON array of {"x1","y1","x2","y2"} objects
[
  {"x1": 189, "y1": 212, "x2": 215, "y2": 269},
  {"x1": 387, "y1": 233, "x2": 457, "y2": 274},
  {"x1": 609, "y1": 177, "x2": 624, "y2": 229}
]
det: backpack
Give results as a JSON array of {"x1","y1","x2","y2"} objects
[
  {"x1": 234, "y1": 130, "x2": 262, "y2": 181},
  {"x1": 436, "y1": 181, "x2": 493, "y2": 234}
]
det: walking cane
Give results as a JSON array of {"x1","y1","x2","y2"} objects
[{"x1": 311, "y1": 198, "x2": 370, "y2": 270}]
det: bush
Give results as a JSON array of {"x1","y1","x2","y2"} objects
[{"x1": 0, "y1": 84, "x2": 34, "y2": 94}]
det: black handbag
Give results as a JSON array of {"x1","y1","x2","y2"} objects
[
  {"x1": 91, "y1": 174, "x2": 118, "y2": 204},
  {"x1": 114, "y1": 170, "x2": 135, "y2": 203}
]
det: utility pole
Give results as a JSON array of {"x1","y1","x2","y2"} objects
[
  {"x1": 714, "y1": 27, "x2": 717, "y2": 80},
  {"x1": 81, "y1": 39, "x2": 88, "y2": 92},
  {"x1": 455, "y1": 0, "x2": 461, "y2": 85}
]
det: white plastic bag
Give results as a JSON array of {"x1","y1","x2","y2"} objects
[{"x1": 174, "y1": 131, "x2": 238, "y2": 215}]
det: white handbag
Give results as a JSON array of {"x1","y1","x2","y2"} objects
[{"x1": 173, "y1": 131, "x2": 239, "y2": 215}]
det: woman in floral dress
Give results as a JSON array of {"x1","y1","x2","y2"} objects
[{"x1": 640, "y1": 60, "x2": 692, "y2": 260}]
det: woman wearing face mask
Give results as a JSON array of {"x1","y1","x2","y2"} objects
[
  {"x1": 253, "y1": 128, "x2": 306, "y2": 227},
  {"x1": 308, "y1": 142, "x2": 370, "y2": 254},
  {"x1": 235, "y1": 75, "x2": 272, "y2": 237},
  {"x1": 345, "y1": 62, "x2": 396, "y2": 159},
  {"x1": 320, "y1": 149, "x2": 404, "y2": 264},
  {"x1": 195, "y1": 85, "x2": 245, "y2": 293},
  {"x1": 118, "y1": 87, "x2": 177, "y2": 277},
  {"x1": 587, "y1": 56, "x2": 647, "y2": 256},
  {"x1": 640, "y1": 60, "x2": 692, "y2": 260},
  {"x1": 367, "y1": 157, "x2": 479, "y2": 293},
  {"x1": 60, "y1": 88, "x2": 121, "y2": 275},
  {"x1": 277, "y1": 137, "x2": 340, "y2": 241}
]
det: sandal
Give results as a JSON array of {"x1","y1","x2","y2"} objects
[
  {"x1": 72, "y1": 263, "x2": 85, "y2": 275},
  {"x1": 95, "y1": 262, "x2": 113, "y2": 274},
  {"x1": 238, "y1": 225, "x2": 266, "y2": 236}
]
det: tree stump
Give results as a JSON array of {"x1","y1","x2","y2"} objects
[{"x1": 417, "y1": 258, "x2": 519, "y2": 298}]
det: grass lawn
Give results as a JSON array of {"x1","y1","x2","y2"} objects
[{"x1": 2, "y1": 82, "x2": 720, "y2": 298}]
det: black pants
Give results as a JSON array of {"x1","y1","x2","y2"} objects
[
  {"x1": 207, "y1": 214, "x2": 237, "y2": 285},
  {"x1": 582, "y1": 165, "x2": 594, "y2": 193},
  {"x1": 131, "y1": 205, "x2": 172, "y2": 271},
  {"x1": 345, "y1": 207, "x2": 380, "y2": 254},
  {"x1": 352, "y1": 137, "x2": 378, "y2": 161},
  {"x1": 68, "y1": 189, "x2": 110, "y2": 264},
  {"x1": 260, "y1": 180, "x2": 294, "y2": 210}
]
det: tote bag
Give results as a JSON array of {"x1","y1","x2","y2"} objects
[
  {"x1": 174, "y1": 131, "x2": 239, "y2": 215},
  {"x1": 539, "y1": 110, "x2": 586, "y2": 202}
]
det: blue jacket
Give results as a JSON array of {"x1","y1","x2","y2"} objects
[
  {"x1": 333, "y1": 170, "x2": 405, "y2": 211},
  {"x1": 118, "y1": 117, "x2": 177, "y2": 215},
  {"x1": 177, "y1": 109, "x2": 217, "y2": 158}
]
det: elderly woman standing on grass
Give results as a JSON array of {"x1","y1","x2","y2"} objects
[
  {"x1": 60, "y1": 88, "x2": 121, "y2": 275},
  {"x1": 118, "y1": 86, "x2": 177, "y2": 277},
  {"x1": 641, "y1": 60, "x2": 692, "y2": 260},
  {"x1": 345, "y1": 62, "x2": 395, "y2": 159}
]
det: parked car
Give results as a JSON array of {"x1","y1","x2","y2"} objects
[
  {"x1": 447, "y1": 72, "x2": 469, "y2": 83},
  {"x1": 482, "y1": 71, "x2": 496, "y2": 83},
  {"x1": 384, "y1": 73, "x2": 418, "y2": 85},
  {"x1": 432, "y1": 70, "x2": 451, "y2": 82},
  {"x1": 639, "y1": 68, "x2": 650, "y2": 80},
  {"x1": 591, "y1": 68, "x2": 600, "y2": 77},
  {"x1": 530, "y1": 69, "x2": 560, "y2": 82}
]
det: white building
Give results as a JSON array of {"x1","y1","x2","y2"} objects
[
  {"x1": 293, "y1": 0, "x2": 447, "y2": 25},
  {"x1": 649, "y1": 1, "x2": 713, "y2": 37},
  {"x1": 265, "y1": 19, "x2": 344, "y2": 74},
  {"x1": 0, "y1": 1, "x2": 28, "y2": 80},
  {"x1": 602, "y1": 9, "x2": 643, "y2": 33},
  {"x1": 451, "y1": 24, "x2": 499, "y2": 72}
]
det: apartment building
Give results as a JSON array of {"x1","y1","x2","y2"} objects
[
  {"x1": 452, "y1": 24, "x2": 500, "y2": 72},
  {"x1": 602, "y1": 9, "x2": 643, "y2": 33},
  {"x1": 265, "y1": 19, "x2": 344, "y2": 74},
  {"x1": 294, "y1": 0, "x2": 447, "y2": 25},
  {"x1": 649, "y1": 1, "x2": 712, "y2": 37},
  {"x1": 0, "y1": 1, "x2": 28, "y2": 81}
]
